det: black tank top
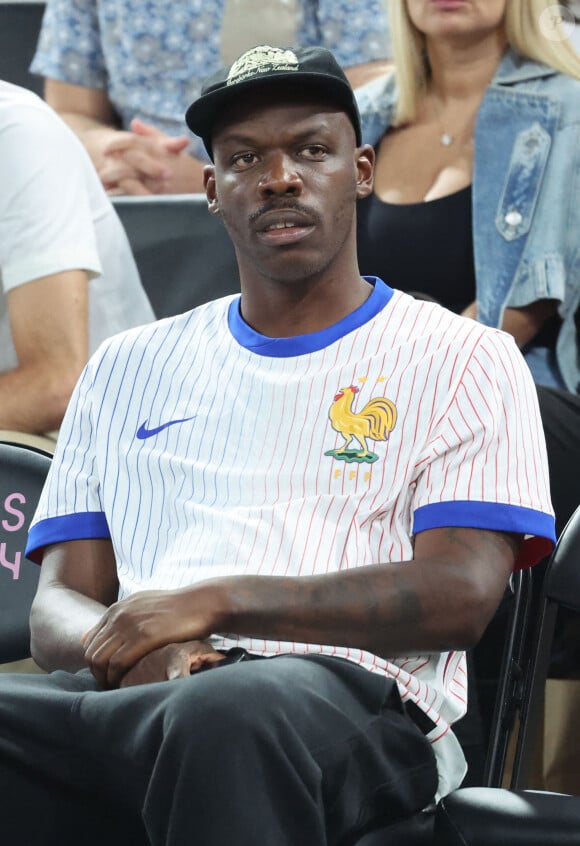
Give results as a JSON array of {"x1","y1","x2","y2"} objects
[
  {"x1": 357, "y1": 185, "x2": 561, "y2": 348},
  {"x1": 357, "y1": 186, "x2": 476, "y2": 315}
]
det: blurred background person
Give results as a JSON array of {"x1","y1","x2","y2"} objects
[
  {"x1": 355, "y1": 0, "x2": 580, "y2": 789},
  {"x1": 356, "y1": 0, "x2": 580, "y2": 526},
  {"x1": 31, "y1": 0, "x2": 393, "y2": 195},
  {"x1": 0, "y1": 80, "x2": 155, "y2": 441},
  {"x1": 356, "y1": 0, "x2": 580, "y2": 396}
]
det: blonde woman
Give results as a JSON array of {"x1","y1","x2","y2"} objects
[
  {"x1": 357, "y1": 2, "x2": 580, "y2": 794},
  {"x1": 356, "y1": 0, "x2": 580, "y2": 394}
]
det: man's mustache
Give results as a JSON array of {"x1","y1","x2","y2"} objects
[{"x1": 249, "y1": 200, "x2": 320, "y2": 226}]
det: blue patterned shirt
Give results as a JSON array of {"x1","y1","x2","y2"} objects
[{"x1": 31, "y1": 0, "x2": 391, "y2": 158}]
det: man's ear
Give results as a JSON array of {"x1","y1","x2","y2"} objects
[
  {"x1": 355, "y1": 144, "x2": 375, "y2": 200},
  {"x1": 203, "y1": 164, "x2": 220, "y2": 215}
]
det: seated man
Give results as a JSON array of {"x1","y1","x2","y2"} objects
[
  {"x1": 0, "y1": 81, "x2": 154, "y2": 438},
  {"x1": 0, "y1": 47, "x2": 555, "y2": 845}
]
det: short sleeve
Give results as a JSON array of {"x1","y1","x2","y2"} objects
[
  {"x1": 0, "y1": 96, "x2": 101, "y2": 291},
  {"x1": 26, "y1": 354, "x2": 110, "y2": 562},
  {"x1": 313, "y1": 0, "x2": 392, "y2": 66},
  {"x1": 30, "y1": 0, "x2": 108, "y2": 89},
  {"x1": 411, "y1": 330, "x2": 555, "y2": 568},
  {"x1": 504, "y1": 255, "x2": 566, "y2": 310}
]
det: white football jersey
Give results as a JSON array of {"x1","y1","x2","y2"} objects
[{"x1": 28, "y1": 278, "x2": 555, "y2": 796}]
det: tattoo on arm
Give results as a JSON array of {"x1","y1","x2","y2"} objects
[
  {"x1": 391, "y1": 566, "x2": 424, "y2": 630},
  {"x1": 443, "y1": 527, "x2": 522, "y2": 564}
]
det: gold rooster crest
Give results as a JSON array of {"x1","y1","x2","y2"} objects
[{"x1": 325, "y1": 386, "x2": 397, "y2": 464}]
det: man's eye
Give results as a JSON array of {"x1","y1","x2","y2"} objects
[
  {"x1": 301, "y1": 145, "x2": 327, "y2": 159},
  {"x1": 232, "y1": 152, "x2": 257, "y2": 168}
]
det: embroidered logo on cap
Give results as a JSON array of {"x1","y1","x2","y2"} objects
[{"x1": 226, "y1": 46, "x2": 299, "y2": 86}]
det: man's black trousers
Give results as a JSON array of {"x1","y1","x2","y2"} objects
[{"x1": 0, "y1": 654, "x2": 438, "y2": 845}]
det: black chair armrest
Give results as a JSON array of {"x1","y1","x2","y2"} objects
[{"x1": 434, "y1": 787, "x2": 580, "y2": 846}]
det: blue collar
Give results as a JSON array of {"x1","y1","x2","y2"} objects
[{"x1": 228, "y1": 276, "x2": 393, "y2": 357}]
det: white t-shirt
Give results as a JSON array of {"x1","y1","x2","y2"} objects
[
  {"x1": 27, "y1": 279, "x2": 555, "y2": 797},
  {"x1": 0, "y1": 81, "x2": 155, "y2": 373}
]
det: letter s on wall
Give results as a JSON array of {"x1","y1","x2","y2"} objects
[{"x1": 2, "y1": 492, "x2": 26, "y2": 532}]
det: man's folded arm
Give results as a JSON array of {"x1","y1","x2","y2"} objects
[
  {"x1": 29, "y1": 538, "x2": 119, "y2": 672},
  {"x1": 212, "y1": 525, "x2": 520, "y2": 657},
  {"x1": 73, "y1": 525, "x2": 521, "y2": 689}
]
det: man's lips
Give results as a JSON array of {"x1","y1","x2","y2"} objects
[
  {"x1": 253, "y1": 208, "x2": 316, "y2": 245},
  {"x1": 254, "y1": 208, "x2": 315, "y2": 232}
]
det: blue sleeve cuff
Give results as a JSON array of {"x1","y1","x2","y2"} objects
[
  {"x1": 26, "y1": 512, "x2": 111, "y2": 563},
  {"x1": 413, "y1": 501, "x2": 556, "y2": 569}
]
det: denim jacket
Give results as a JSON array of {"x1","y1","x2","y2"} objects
[{"x1": 356, "y1": 49, "x2": 580, "y2": 393}]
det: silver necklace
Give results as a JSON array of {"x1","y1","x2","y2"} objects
[
  {"x1": 431, "y1": 96, "x2": 456, "y2": 147},
  {"x1": 432, "y1": 97, "x2": 479, "y2": 148}
]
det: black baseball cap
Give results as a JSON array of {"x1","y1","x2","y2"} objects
[{"x1": 185, "y1": 44, "x2": 363, "y2": 159}]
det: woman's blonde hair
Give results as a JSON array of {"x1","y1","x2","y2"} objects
[{"x1": 390, "y1": 0, "x2": 580, "y2": 124}]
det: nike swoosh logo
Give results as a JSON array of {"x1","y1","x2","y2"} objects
[{"x1": 136, "y1": 417, "x2": 196, "y2": 439}]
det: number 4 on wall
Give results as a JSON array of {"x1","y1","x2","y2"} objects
[
  {"x1": 0, "y1": 544, "x2": 21, "y2": 580},
  {"x1": 0, "y1": 491, "x2": 26, "y2": 579}
]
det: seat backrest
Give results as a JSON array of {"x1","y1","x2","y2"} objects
[
  {"x1": 0, "y1": 441, "x2": 52, "y2": 663},
  {"x1": 481, "y1": 567, "x2": 533, "y2": 787},
  {"x1": 354, "y1": 568, "x2": 535, "y2": 845},
  {"x1": 112, "y1": 195, "x2": 240, "y2": 319},
  {"x1": 509, "y1": 505, "x2": 580, "y2": 788},
  {"x1": 0, "y1": 429, "x2": 55, "y2": 456},
  {"x1": 543, "y1": 505, "x2": 580, "y2": 612},
  {"x1": 0, "y1": 3, "x2": 45, "y2": 96}
]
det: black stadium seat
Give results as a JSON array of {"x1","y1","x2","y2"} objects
[
  {"x1": 112, "y1": 194, "x2": 240, "y2": 319},
  {"x1": 0, "y1": 440, "x2": 51, "y2": 664}
]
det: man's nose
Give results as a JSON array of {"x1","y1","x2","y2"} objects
[{"x1": 258, "y1": 153, "x2": 302, "y2": 198}]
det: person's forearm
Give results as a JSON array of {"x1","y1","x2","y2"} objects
[
  {"x1": 29, "y1": 585, "x2": 107, "y2": 672},
  {"x1": 461, "y1": 301, "x2": 478, "y2": 320},
  {"x1": 82, "y1": 528, "x2": 517, "y2": 688},
  {"x1": 0, "y1": 363, "x2": 79, "y2": 434},
  {"x1": 44, "y1": 79, "x2": 120, "y2": 171},
  {"x1": 214, "y1": 558, "x2": 495, "y2": 658},
  {"x1": 463, "y1": 300, "x2": 560, "y2": 348},
  {"x1": 31, "y1": 539, "x2": 120, "y2": 673},
  {"x1": 501, "y1": 302, "x2": 559, "y2": 349},
  {"x1": 82, "y1": 563, "x2": 485, "y2": 689},
  {"x1": 3, "y1": 269, "x2": 88, "y2": 432},
  {"x1": 209, "y1": 530, "x2": 518, "y2": 658},
  {"x1": 56, "y1": 113, "x2": 120, "y2": 171}
]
